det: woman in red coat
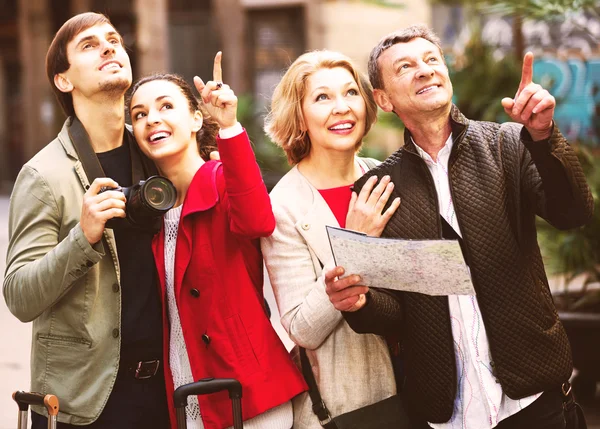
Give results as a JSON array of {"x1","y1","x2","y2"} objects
[{"x1": 128, "y1": 53, "x2": 306, "y2": 429}]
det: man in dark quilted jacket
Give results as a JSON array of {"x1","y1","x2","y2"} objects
[{"x1": 324, "y1": 25, "x2": 593, "y2": 429}]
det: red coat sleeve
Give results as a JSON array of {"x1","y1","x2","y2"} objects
[{"x1": 216, "y1": 129, "x2": 275, "y2": 238}]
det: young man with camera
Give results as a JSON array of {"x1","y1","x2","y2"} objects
[{"x1": 3, "y1": 12, "x2": 169, "y2": 428}]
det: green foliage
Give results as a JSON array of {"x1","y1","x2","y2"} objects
[
  {"x1": 359, "y1": 139, "x2": 388, "y2": 161},
  {"x1": 361, "y1": 109, "x2": 405, "y2": 159},
  {"x1": 537, "y1": 146, "x2": 600, "y2": 311},
  {"x1": 235, "y1": 93, "x2": 291, "y2": 190},
  {"x1": 448, "y1": 34, "x2": 521, "y2": 122},
  {"x1": 481, "y1": 0, "x2": 599, "y2": 20},
  {"x1": 235, "y1": 94, "x2": 263, "y2": 146},
  {"x1": 433, "y1": 0, "x2": 599, "y2": 20},
  {"x1": 376, "y1": 110, "x2": 405, "y2": 130},
  {"x1": 253, "y1": 139, "x2": 290, "y2": 191}
]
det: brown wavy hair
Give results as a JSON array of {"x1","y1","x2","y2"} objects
[
  {"x1": 128, "y1": 73, "x2": 219, "y2": 161},
  {"x1": 264, "y1": 50, "x2": 378, "y2": 165}
]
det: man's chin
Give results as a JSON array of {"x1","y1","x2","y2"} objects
[
  {"x1": 422, "y1": 98, "x2": 451, "y2": 112},
  {"x1": 99, "y1": 77, "x2": 132, "y2": 94}
]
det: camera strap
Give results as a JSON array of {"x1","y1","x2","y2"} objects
[
  {"x1": 68, "y1": 116, "x2": 106, "y2": 184},
  {"x1": 67, "y1": 116, "x2": 157, "y2": 186}
]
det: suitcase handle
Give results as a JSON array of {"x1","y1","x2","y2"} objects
[
  {"x1": 173, "y1": 377, "x2": 242, "y2": 407},
  {"x1": 12, "y1": 391, "x2": 60, "y2": 429},
  {"x1": 173, "y1": 378, "x2": 243, "y2": 429},
  {"x1": 12, "y1": 391, "x2": 59, "y2": 415}
]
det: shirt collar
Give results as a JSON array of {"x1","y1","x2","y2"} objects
[{"x1": 412, "y1": 133, "x2": 454, "y2": 165}]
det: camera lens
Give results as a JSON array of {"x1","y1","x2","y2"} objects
[
  {"x1": 141, "y1": 176, "x2": 177, "y2": 211},
  {"x1": 147, "y1": 187, "x2": 165, "y2": 206}
]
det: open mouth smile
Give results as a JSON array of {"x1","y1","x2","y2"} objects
[
  {"x1": 328, "y1": 121, "x2": 355, "y2": 132},
  {"x1": 417, "y1": 85, "x2": 439, "y2": 95},
  {"x1": 99, "y1": 61, "x2": 122, "y2": 71},
  {"x1": 148, "y1": 131, "x2": 171, "y2": 143}
]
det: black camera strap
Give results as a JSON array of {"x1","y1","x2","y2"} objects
[
  {"x1": 67, "y1": 116, "x2": 157, "y2": 187},
  {"x1": 68, "y1": 116, "x2": 106, "y2": 184}
]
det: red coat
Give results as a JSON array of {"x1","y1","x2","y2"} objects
[{"x1": 152, "y1": 130, "x2": 307, "y2": 429}]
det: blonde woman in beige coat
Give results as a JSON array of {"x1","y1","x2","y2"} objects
[{"x1": 261, "y1": 51, "x2": 404, "y2": 429}]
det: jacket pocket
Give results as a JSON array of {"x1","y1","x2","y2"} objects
[
  {"x1": 37, "y1": 334, "x2": 97, "y2": 418},
  {"x1": 224, "y1": 314, "x2": 261, "y2": 376},
  {"x1": 38, "y1": 334, "x2": 92, "y2": 346}
]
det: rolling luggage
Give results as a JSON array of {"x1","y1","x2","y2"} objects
[
  {"x1": 12, "y1": 391, "x2": 59, "y2": 429},
  {"x1": 173, "y1": 377, "x2": 243, "y2": 429}
]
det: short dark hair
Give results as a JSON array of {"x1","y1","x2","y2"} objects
[
  {"x1": 45, "y1": 12, "x2": 114, "y2": 117},
  {"x1": 128, "y1": 74, "x2": 219, "y2": 161},
  {"x1": 368, "y1": 24, "x2": 444, "y2": 90}
]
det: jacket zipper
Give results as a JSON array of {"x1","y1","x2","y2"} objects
[{"x1": 405, "y1": 150, "x2": 443, "y2": 238}]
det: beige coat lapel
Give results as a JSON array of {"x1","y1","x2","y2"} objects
[
  {"x1": 291, "y1": 167, "x2": 339, "y2": 268},
  {"x1": 290, "y1": 157, "x2": 372, "y2": 268}
]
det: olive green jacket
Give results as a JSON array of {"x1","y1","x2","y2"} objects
[{"x1": 3, "y1": 118, "x2": 123, "y2": 424}]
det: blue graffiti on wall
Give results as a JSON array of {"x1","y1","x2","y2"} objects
[{"x1": 534, "y1": 58, "x2": 600, "y2": 145}]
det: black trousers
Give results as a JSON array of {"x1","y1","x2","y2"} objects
[
  {"x1": 495, "y1": 388, "x2": 566, "y2": 429},
  {"x1": 31, "y1": 369, "x2": 169, "y2": 429},
  {"x1": 412, "y1": 388, "x2": 566, "y2": 429}
]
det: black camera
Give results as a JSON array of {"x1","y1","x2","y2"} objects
[{"x1": 103, "y1": 175, "x2": 177, "y2": 232}]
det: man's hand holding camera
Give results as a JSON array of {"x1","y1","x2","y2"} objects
[
  {"x1": 501, "y1": 52, "x2": 555, "y2": 142},
  {"x1": 81, "y1": 178, "x2": 126, "y2": 244}
]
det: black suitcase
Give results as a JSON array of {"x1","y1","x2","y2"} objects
[
  {"x1": 12, "y1": 391, "x2": 59, "y2": 429},
  {"x1": 173, "y1": 377, "x2": 243, "y2": 429}
]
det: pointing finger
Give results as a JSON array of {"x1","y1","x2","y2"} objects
[
  {"x1": 213, "y1": 51, "x2": 223, "y2": 83},
  {"x1": 518, "y1": 52, "x2": 534, "y2": 94}
]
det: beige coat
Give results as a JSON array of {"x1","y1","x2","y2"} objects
[
  {"x1": 4, "y1": 119, "x2": 123, "y2": 424},
  {"x1": 261, "y1": 160, "x2": 397, "y2": 429}
]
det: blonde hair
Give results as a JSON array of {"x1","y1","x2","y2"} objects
[{"x1": 264, "y1": 50, "x2": 378, "y2": 165}]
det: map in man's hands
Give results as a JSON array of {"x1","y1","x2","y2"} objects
[{"x1": 326, "y1": 226, "x2": 475, "y2": 296}]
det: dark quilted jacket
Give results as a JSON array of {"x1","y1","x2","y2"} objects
[{"x1": 344, "y1": 105, "x2": 594, "y2": 423}]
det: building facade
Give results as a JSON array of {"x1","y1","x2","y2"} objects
[{"x1": 0, "y1": 0, "x2": 431, "y2": 189}]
